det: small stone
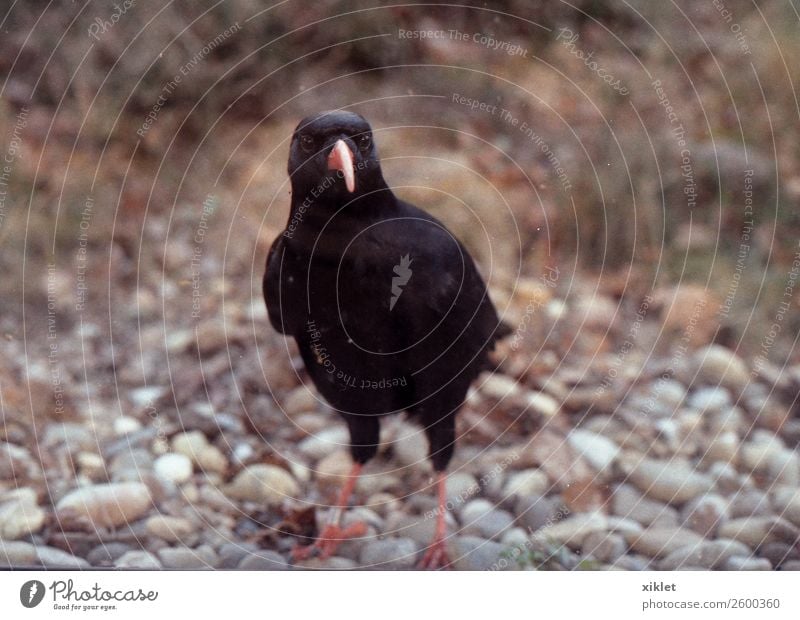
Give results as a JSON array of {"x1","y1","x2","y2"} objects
[
  {"x1": 109, "y1": 448, "x2": 153, "y2": 476},
  {"x1": 704, "y1": 432, "x2": 739, "y2": 464},
  {"x1": 782, "y1": 560, "x2": 800, "y2": 571},
  {"x1": 224, "y1": 464, "x2": 299, "y2": 505},
  {"x1": 37, "y1": 546, "x2": 90, "y2": 569},
  {"x1": 298, "y1": 427, "x2": 350, "y2": 461},
  {"x1": 114, "y1": 416, "x2": 142, "y2": 435},
  {"x1": 759, "y1": 542, "x2": 800, "y2": 568},
  {"x1": 391, "y1": 423, "x2": 430, "y2": 469},
  {"x1": 237, "y1": 550, "x2": 288, "y2": 570},
  {"x1": 0, "y1": 488, "x2": 45, "y2": 539},
  {"x1": 708, "y1": 407, "x2": 745, "y2": 434},
  {"x1": 43, "y1": 423, "x2": 95, "y2": 453},
  {"x1": 480, "y1": 373, "x2": 520, "y2": 399},
  {"x1": 723, "y1": 556, "x2": 772, "y2": 571},
  {"x1": 772, "y1": 487, "x2": 800, "y2": 527},
  {"x1": 385, "y1": 513, "x2": 456, "y2": 547},
  {"x1": 283, "y1": 385, "x2": 320, "y2": 416},
  {"x1": 171, "y1": 431, "x2": 209, "y2": 458},
  {"x1": 611, "y1": 484, "x2": 679, "y2": 527},
  {"x1": 359, "y1": 538, "x2": 418, "y2": 569},
  {"x1": 364, "y1": 492, "x2": 402, "y2": 518},
  {"x1": 718, "y1": 516, "x2": 799, "y2": 548},
  {"x1": 502, "y1": 469, "x2": 548, "y2": 498},
  {"x1": 158, "y1": 545, "x2": 218, "y2": 569},
  {"x1": 740, "y1": 434, "x2": 784, "y2": 471},
  {"x1": 0, "y1": 540, "x2": 38, "y2": 566},
  {"x1": 533, "y1": 512, "x2": 608, "y2": 549},
  {"x1": 114, "y1": 550, "x2": 162, "y2": 569},
  {"x1": 582, "y1": 531, "x2": 626, "y2": 564},
  {"x1": 447, "y1": 535, "x2": 506, "y2": 571},
  {"x1": 626, "y1": 526, "x2": 704, "y2": 559},
  {"x1": 293, "y1": 556, "x2": 358, "y2": 569},
  {"x1": 606, "y1": 516, "x2": 645, "y2": 536},
  {"x1": 153, "y1": 453, "x2": 193, "y2": 484},
  {"x1": 217, "y1": 542, "x2": 259, "y2": 568},
  {"x1": 619, "y1": 455, "x2": 712, "y2": 504},
  {"x1": 500, "y1": 527, "x2": 530, "y2": 548},
  {"x1": 522, "y1": 390, "x2": 560, "y2": 418},
  {"x1": 691, "y1": 345, "x2": 750, "y2": 392},
  {"x1": 729, "y1": 489, "x2": 772, "y2": 518},
  {"x1": 529, "y1": 429, "x2": 594, "y2": 489},
  {"x1": 708, "y1": 461, "x2": 746, "y2": 495},
  {"x1": 76, "y1": 452, "x2": 106, "y2": 479},
  {"x1": 681, "y1": 494, "x2": 728, "y2": 536},
  {"x1": 445, "y1": 472, "x2": 480, "y2": 506},
  {"x1": 146, "y1": 515, "x2": 195, "y2": 542},
  {"x1": 315, "y1": 450, "x2": 353, "y2": 484},
  {"x1": 129, "y1": 385, "x2": 167, "y2": 408},
  {"x1": 567, "y1": 429, "x2": 619, "y2": 473},
  {"x1": 0, "y1": 442, "x2": 41, "y2": 481},
  {"x1": 764, "y1": 449, "x2": 800, "y2": 486},
  {"x1": 515, "y1": 495, "x2": 568, "y2": 532},
  {"x1": 232, "y1": 443, "x2": 254, "y2": 465},
  {"x1": 56, "y1": 482, "x2": 152, "y2": 529},
  {"x1": 612, "y1": 554, "x2": 650, "y2": 571},
  {"x1": 459, "y1": 499, "x2": 514, "y2": 540},
  {"x1": 196, "y1": 445, "x2": 228, "y2": 474},
  {"x1": 86, "y1": 543, "x2": 132, "y2": 566},
  {"x1": 652, "y1": 381, "x2": 687, "y2": 408},
  {"x1": 687, "y1": 387, "x2": 731, "y2": 412},
  {"x1": 659, "y1": 539, "x2": 751, "y2": 570}
]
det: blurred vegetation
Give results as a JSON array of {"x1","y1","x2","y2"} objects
[{"x1": 1, "y1": 0, "x2": 798, "y2": 359}]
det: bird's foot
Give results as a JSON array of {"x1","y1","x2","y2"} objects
[
  {"x1": 291, "y1": 521, "x2": 368, "y2": 562},
  {"x1": 418, "y1": 538, "x2": 451, "y2": 570}
]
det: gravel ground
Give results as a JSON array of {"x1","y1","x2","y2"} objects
[{"x1": 2, "y1": 229, "x2": 799, "y2": 570}]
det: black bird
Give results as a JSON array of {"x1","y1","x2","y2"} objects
[{"x1": 264, "y1": 110, "x2": 508, "y2": 568}]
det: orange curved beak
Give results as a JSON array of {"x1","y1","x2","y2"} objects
[{"x1": 327, "y1": 139, "x2": 356, "y2": 193}]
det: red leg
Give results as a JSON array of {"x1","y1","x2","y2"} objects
[
  {"x1": 292, "y1": 463, "x2": 367, "y2": 561},
  {"x1": 418, "y1": 472, "x2": 451, "y2": 569}
]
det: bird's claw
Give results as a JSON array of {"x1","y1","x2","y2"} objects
[
  {"x1": 291, "y1": 521, "x2": 369, "y2": 562},
  {"x1": 418, "y1": 539, "x2": 451, "y2": 570}
]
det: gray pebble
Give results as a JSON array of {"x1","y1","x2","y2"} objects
[
  {"x1": 0, "y1": 540, "x2": 38, "y2": 567},
  {"x1": 515, "y1": 495, "x2": 567, "y2": 532},
  {"x1": 758, "y1": 542, "x2": 800, "y2": 568},
  {"x1": 612, "y1": 484, "x2": 679, "y2": 528},
  {"x1": 218, "y1": 542, "x2": 262, "y2": 568},
  {"x1": 681, "y1": 494, "x2": 728, "y2": 536},
  {"x1": 612, "y1": 554, "x2": 650, "y2": 571},
  {"x1": 447, "y1": 536, "x2": 507, "y2": 571},
  {"x1": 460, "y1": 499, "x2": 515, "y2": 540},
  {"x1": 158, "y1": 545, "x2": 219, "y2": 569},
  {"x1": 237, "y1": 550, "x2": 289, "y2": 570},
  {"x1": 359, "y1": 537, "x2": 418, "y2": 569},
  {"x1": 723, "y1": 556, "x2": 772, "y2": 571},
  {"x1": 114, "y1": 550, "x2": 162, "y2": 569},
  {"x1": 581, "y1": 531, "x2": 626, "y2": 564},
  {"x1": 729, "y1": 489, "x2": 773, "y2": 518},
  {"x1": 86, "y1": 543, "x2": 133, "y2": 566},
  {"x1": 36, "y1": 546, "x2": 90, "y2": 569},
  {"x1": 293, "y1": 556, "x2": 358, "y2": 570},
  {"x1": 687, "y1": 387, "x2": 731, "y2": 412}
]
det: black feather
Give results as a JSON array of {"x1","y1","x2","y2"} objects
[{"x1": 265, "y1": 111, "x2": 506, "y2": 472}]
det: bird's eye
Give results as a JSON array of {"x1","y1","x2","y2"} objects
[
  {"x1": 299, "y1": 134, "x2": 315, "y2": 152},
  {"x1": 357, "y1": 134, "x2": 372, "y2": 151}
]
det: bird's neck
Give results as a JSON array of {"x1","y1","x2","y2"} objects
[{"x1": 288, "y1": 179, "x2": 396, "y2": 228}]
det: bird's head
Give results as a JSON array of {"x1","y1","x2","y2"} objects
[{"x1": 288, "y1": 111, "x2": 386, "y2": 202}]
